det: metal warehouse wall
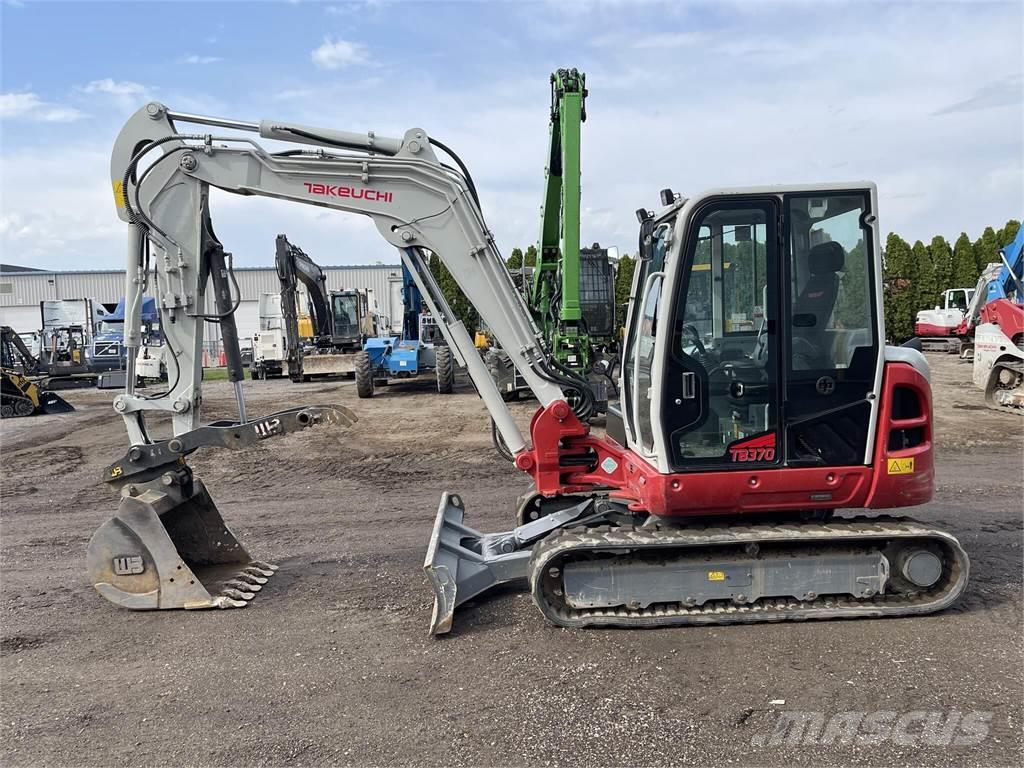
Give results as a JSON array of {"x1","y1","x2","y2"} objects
[
  {"x1": 0, "y1": 270, "x2": 128, "y2": 309},
  {"x1": 0, "y1": 265, "x2": 403, "y2": 342}
]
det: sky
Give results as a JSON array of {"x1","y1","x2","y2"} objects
[{"x1": 1, "y1": 0, "x2": 1021, "y2": 271}]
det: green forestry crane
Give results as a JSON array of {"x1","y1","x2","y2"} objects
[{"x1": 490, "y1": 68, "x2": 617, "y2": 410}]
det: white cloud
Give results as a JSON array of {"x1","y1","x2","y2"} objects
[
  {"x1": 0, "y1": 92, "x2": 85, "y2": 122},
  {"x1": 273, "y1": 87, "x2": 315, "y2": 101},
  {"x1": 631, "y1": 32, "x2": 705, "y2": 49},
  {"x1": 79, "y1": 79, "x2": 148, "y2": 96},
  {"x1": 310, "y1": 37, "x2": 370, "y2": 70},
  {"x1": 181, "y1": 54, "x2": 223, "y2": 65},
  {"x1": 0, "y1": 146, "x2": 121, "y2": 267},
  {"x1": 933, "y1": 74, "x2": 1023, "y2": 116},
  {"x1": 0, "y1": 92, "x2": 44, "y2": 117},
  {"x1": 325, "y1": 0, "x2": 387, "y2": 14}
]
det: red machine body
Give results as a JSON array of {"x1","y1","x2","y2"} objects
[
  {"x1": 515, "y1": 361, "x2": 932, "y2": 518},
  {"x1": 979, "y1": 298, "x2": 1024, "y2": 340},
  {"x1": 914, "y1": 320, "x2": 958, "y2": 337}
]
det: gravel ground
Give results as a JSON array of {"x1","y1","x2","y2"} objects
[{"x1": 1, "y1": 354, "x2": 1021, "y2": 767}]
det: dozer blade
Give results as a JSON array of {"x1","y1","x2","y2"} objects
[
  {"x1": 37, "y1": 389, "x2": 75, "y2": 414},
  {"x1": 87, "y1": 477, "x2": 276, "y2": 610},
  {"x1": 423, "y1": 493, "x2": 595, "y2": 635}
]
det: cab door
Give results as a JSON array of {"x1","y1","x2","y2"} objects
[
  {"x1": 782, "y1": 191, "x2": 881, "y2": 467},
  {"x1": 661, "y1": 198, "x2": 782, "y2": 471},
  {"x1": 622, "y1": 219, "x2": 669, "y2": 458}
]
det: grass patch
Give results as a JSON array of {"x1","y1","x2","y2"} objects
[
  {"x1": 203, "y1": 367, "x2": 261, "y2": 381},
  {"x1": 202, "y1": 367, "x2": 228, "y2": 381}
]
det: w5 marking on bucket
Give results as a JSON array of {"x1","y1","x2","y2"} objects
[
  {"x1": 253, "y1": 418, "x2": 282, "y2": 439},
  {"x1": 112, "y1": 556, "x2": 144, "y2": 575}
]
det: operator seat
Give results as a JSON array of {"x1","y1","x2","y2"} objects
[{"x1": 792, "y1": 241, "x2": 844, "y2": 370}]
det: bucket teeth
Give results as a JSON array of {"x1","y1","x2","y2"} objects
[
  {"x1": 222, "y1": 587, "x2": 256, "y2": 601},
  {"x1": 244, "y1": 566, "x2": 274, "y2": 579},
  {"x1": 211, "y1": 595, "x2": 250, "y2": 609},
  {"x1": 250, "y1": 560, "x2": 279, "y2": 572},
  {"x1": 225, "y1": 579, "x2": 262, "y2": 593}
]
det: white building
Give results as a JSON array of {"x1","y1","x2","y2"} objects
[{"x1": 0, "y1": 263, "x2": 404, "y2": 344}]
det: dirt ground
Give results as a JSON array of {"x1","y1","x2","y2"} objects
[{"x1": 1, "y1": 355, "x2": 1021, "y2": 767}]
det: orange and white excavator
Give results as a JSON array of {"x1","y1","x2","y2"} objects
[{"x1": 86, "y1": 101, "x2": 968, "y2": 633}]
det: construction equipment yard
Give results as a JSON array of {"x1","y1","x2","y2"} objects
[{"x1": 1, "y1": 354, "x2": 1020, "y2": 767}]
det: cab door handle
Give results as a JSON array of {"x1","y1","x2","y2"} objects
[{"x1": 682, "y1": 372, "x2": 696, "y2": 399}]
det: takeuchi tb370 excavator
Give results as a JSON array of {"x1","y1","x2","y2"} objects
[{"x1": 87, "y1": 100, "x2": 969, "y2": 634}]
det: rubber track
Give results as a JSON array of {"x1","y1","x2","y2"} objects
[
  {"x1": 985, "y1": 361, "x2": 1024, "y2": 413},
  {"x1": 528, "y1": 516, "x2": 969, "y2": 629},
  {"x1": 1, "y1": 392, "x2": 35, "y2": 418}
]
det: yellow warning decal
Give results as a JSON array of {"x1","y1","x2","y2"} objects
[
  {"x1": 707, "y1": 570, "x2": 726, "y2": 582},
  {"x1": 112, "y1": 180, "x2": 125, "y2": 208},
  {"x1": 887, "y1": 457, "x2": 915, "y2": 475}
]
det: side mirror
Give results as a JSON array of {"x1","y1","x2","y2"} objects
[
  {"x1": 605, "y1": 246, "x2": 619, "y2": 261},
  {"x1": 636, "y1": 210, "x2": 655, "y2": 262},
  {"x1": 793, "y1": 313, "x2": 817, "y2": 328}
]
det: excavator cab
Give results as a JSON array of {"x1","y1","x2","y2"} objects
[
  {"x1": 623, "y1": 190, "x2": 880, "y2": 473},
  {"x1": 329, "y1": 290, "x2": 368, "y2": 349}
]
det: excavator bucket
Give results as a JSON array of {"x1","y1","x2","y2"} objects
[
  {"x1": 87, "y1": 405, "x2": 358, "y2": 610},
  {"x1": 87, "y1": 477, "x2": 276, "y2": 610},
  {"x1": 37, "y1": 388, "x2": 75, "y2": 414}
]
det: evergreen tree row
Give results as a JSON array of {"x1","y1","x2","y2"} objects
[
  {"x1": 430, "y1": 218, "x2": 1020, "y2": 342},
  {"x1": 883, "y1": 219, "x2": 1020, "y2": 342}
]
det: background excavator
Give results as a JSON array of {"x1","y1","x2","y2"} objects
[
  {"x1": 1, "y1": 326, "x2": 76, "y2": 418},
  {"x1": 86, "y1": 100, "x2": 968, "y2": 635},
  {"x1": 252, "y1": 233, "x2": 379, "y2": 382},
  {"x1": 486, "y1": 69, "x2": 618, "y2": 412}
]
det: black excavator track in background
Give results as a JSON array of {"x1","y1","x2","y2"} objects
[{"x1": 527, "y1": 516, "x2": 969, "y2": 630}]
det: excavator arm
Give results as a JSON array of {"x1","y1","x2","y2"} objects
[
  {"x1": 535, "y1": 69, "x2": 585, "y2": 327},
  {"x1": 94, "y1": 101, "x2": 564, "y2": 611},
  {"x1": 90, "y1": 101, "x2": 589, "y2": 614},
  {"x1": 109, "y1": 102, "x2": 577, "y2": 452},
  {"x1": 959, "y1": 225, "x2": 1024, "y2": 336},
  {"x1": 1, "y1": 326, "x2": 40, "y2": 374},
  {"x1": 274, "y1": 233, "x2": 328, "y2": 380},
  {"x1": 275, "y1": 234, "x2": 331, "y2": 341}
]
